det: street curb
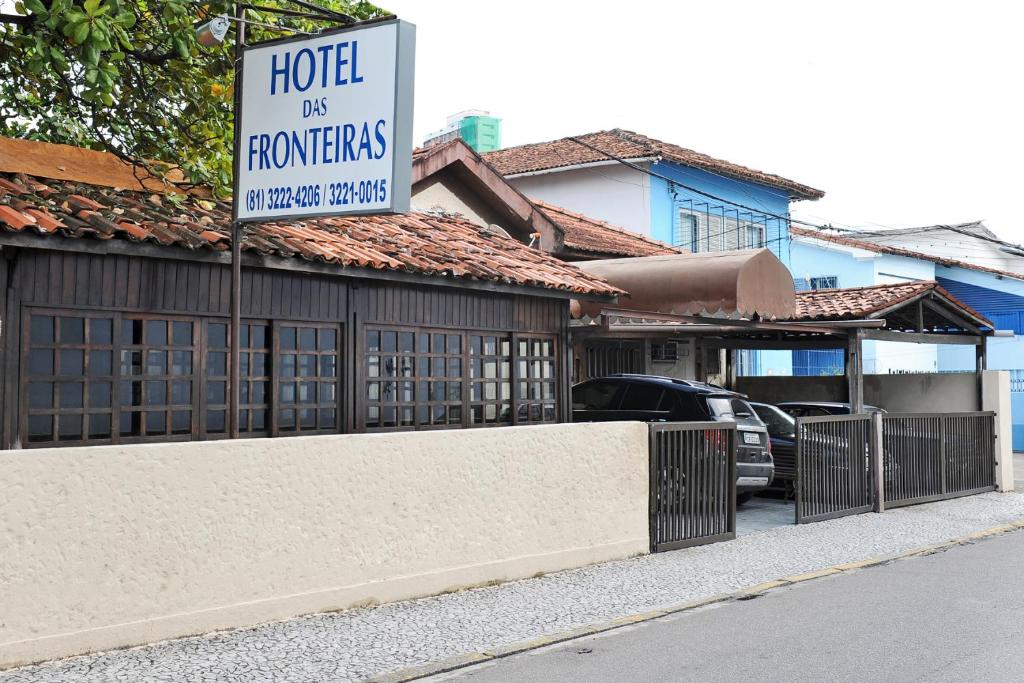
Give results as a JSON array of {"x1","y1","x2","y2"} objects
[{"x1": 369, "y1": 520, "x2": 1024, "y2": 682}]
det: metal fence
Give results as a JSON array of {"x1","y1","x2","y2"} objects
[
  {"x1": 882, "y1": 412, "x2": 996, "y2": 508},
  {"x1": 795, "y1": 414, "x2": 874, "y2": 524},
  {"x1": 649, "y1": 422, "x2": 736, "y2": 552}
]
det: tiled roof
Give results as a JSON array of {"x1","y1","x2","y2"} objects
[
  {"x1": 483, "y1": 129, "x2": 825, "y2": 201},
  {"x1": 0, "y1": 169, "x2": 622, "y2": 298},
  {"x1": 794, "y1": 280, "x2": 990, "y2": 326},
  {"x1": 791, "y1": 225, "x2": 1024, "y2": 283},
  {"x1": 531, "y1": 200, "x2": 682, "y2": 258}
]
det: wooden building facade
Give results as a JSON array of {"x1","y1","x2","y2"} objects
[{"x1": 0, "y1": 139, "x2": 619, "y2": 449}]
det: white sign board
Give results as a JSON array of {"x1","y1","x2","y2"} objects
[{"x1": 234, "y1": 19, "x2": 415, "y2": 222}]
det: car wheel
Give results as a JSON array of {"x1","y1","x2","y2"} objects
[{"x1": 736, "y1": 492, "x2": 753, "y2": 506}]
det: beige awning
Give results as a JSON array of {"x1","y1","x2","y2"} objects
[{"x1": 570, "y1": 249, "x2": 795, "y2": 320}]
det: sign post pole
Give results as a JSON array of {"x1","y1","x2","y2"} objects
[{"x1": 229, "y1": 4, "x2": 246, "y2": 440}]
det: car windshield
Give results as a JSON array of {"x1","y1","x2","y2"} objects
[
  {"x1": 706, "y1": 396, "x2": 754, "y2": 418},
  {"x1": 753, "y1": 404, "x2": 796, "y2": 436}
]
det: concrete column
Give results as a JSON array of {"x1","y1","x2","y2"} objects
[{"x1": 982, "y1": 370, "x2": 1015, "y2": 492}]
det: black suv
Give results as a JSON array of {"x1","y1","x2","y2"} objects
[{"x1": 572, "y1": 374, "x2": 774, "y2": 502}]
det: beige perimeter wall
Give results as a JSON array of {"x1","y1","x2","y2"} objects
[{"x1": 0, "y1": 422, "x2": 649, "y2": 669}]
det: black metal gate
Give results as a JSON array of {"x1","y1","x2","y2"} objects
[
  {"x1": 649, "y1": 422, "x2": 736, "y2": 551},
  {"x1": 585, "y1": 340, "x2": 643, "y2": 379},
  {"x1": 795, "y1": 414, "x2": 874, "y2": 524},
  {"x1": 882, "y1": 412, "x2": 996, "y2": 508}
]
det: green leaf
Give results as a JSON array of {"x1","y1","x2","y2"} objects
[
  {"x1": 23, "y1": 0, "x2": 47, "y2": 14},
  {"x1": 72, "y1": 21, "x2": 91, "y2": 44},
  {"x1": 84, "y1": 0, "x2": 102, "y2": 16},
  {"x1": 173, "y1": 36, "x2": 189, "y2": 60}
]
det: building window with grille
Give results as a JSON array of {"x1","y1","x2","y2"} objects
[
  {"x1": 119, "y1": 316, "x2": 197, "y2": 440},
  {"x1": 470, "y1": 334, "x2": 512, "y2": 425},
  {"x1": 516, "y1": 336, "x2": 558, "y2": 423},
  {"x1": 275, "y1": 323, "x2": 340, "y2": 434},
  {"x1": 675, "y1": 208, "x2": 767, "y2": 252},
  {"x1": 364, "y1": 328, "x2": 463, "y2": 429},
  {"x1": 25, "y1": 313, "x2": 118, "y2": 444}
]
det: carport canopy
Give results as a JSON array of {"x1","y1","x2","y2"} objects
[{"x1": 573, "y1": 280, "x2": 995, "y2": 413}]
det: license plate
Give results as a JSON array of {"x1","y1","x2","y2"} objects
[
  {"x1": 742, "y1": 432, "x2": 761, "y2": 445},
  {"x1": 737, "y1": 476, "x2": 769, "y2": 487}
]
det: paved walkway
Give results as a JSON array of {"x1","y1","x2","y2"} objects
[{"x1": 4, "y1": 492, "x2": 1024, "y2": 683}]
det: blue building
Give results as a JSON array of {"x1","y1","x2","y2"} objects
[
  {"x1": 789, "y1": 225, "x2": 1024, "y2": 450},
  {"x1": 484, "y1": 129, "x2": 824, "y2": 374}
]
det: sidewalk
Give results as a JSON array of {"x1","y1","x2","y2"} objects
[{"x1": 4, "y1": 492, "x2": 1024, "y2": 683}]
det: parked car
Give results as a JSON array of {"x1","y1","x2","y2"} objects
[
  {"x1": 777, "y1": 401, "x2": 885, "y2": 418},
  {"x1": 572, "y1": 374, "x2": 773, "y2": 504},
  {"x1": 749, "y1": 402, "x2": 796, "y2": 491}
]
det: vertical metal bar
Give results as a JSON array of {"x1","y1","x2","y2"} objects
[
  {"x1": 228, "y1": 4, "x2": 246, "y2": 441},
  {"x1": 939, "y1": 416, "x2": 948, "y2": 495},
  {"x1": 872, "y1": 411, "x2": 884, "y2": 512}
]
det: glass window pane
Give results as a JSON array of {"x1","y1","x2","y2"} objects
[
  {"x1": 60, "y1": 317, "x2": 85, "y2": 344},
  {"x1": 299, "y1": 328, "x2": 317, "y2": 351},
  {"x1": 448, "y1": 358, "x2": 462, "y2": 378},
  {"x1": 447, "y1": 334, "x2": 461, "y2": 354},
  {"x1": 319, "y1": 328, "x2": 337, "y2": 351},
  {"x1": 171, "y1": 380, "x2": 191, "y2": 405},
  {"x1": 280, "y1": 382, "x2": 296, "y2": 403},
  {"x1": 281, "y1": 354, "x2": 296, "y2": 378},
  {"x1": 89, "y1": 382, "x2": 112, "y2": 408},
  {"x1": 418, "y1": 332, "x2": 430, "y2": 353},
  {"x1": 366, "y1": 405, "x2": 380, "y2": 427},
  {"x1": 58, "y1": 382, "x2": 83, "y2": 409},
  {"x1": 146, "y1": 350, "x2": 167, "y2": 376},
  {"x1": 320, "y1": 354, "x2": 337, "y2": 377},
  {"x1": 381, "y1": 406, "x2": 397, "y2": 427},
  {"x1": 90, "y1": 318, "x2": 112, "y2": 345},
  {"x1": 146, "y1": 320, "x2": 167, "y2": 347},
  {"x1": 470, "y1": 336, "x2": 482, "y2": 355},
  {"x1": 298, "y1": 381, "x2": 316, "y2": 403},
  {"x1": 239, "y1": 324, "x2": 249, "y2": 349},
  {"x1": 58, "y1": 414, "x2": 82, "y2": 441},
  {"x1": 279, "y1": 408, "x2": 295, "y2": 430},
  {"x1": 252, "y1": 409, "x2": 267, "y2": 430},
  {"x1": 171, "y1": 410, "x2": 191, "y2": 435},
  {"x1": 207, "y1": 381, "x2": 226, "y2": 405},
  {"x1": 298, "y1": 355, "x2": 317, "y2": 377},
  {"x1": 252, "y1": 325, "x2": 268, "y2": 349},
  {"x1": 121, "y1": 350, "x2": 143, "y2": 376},
  {"x1": 431, "y1": 334, "x2": 445, "y2": 354},
  {"x1": 398, "y1": 332, "x2": 413, "y2": 353},
  {"x1": 252, "y1": 381, "x2": 268, "y2": 404},
  {"x1": 29, "y1": 382, "x2": 53, "y2": 409},
  {"x1": 120, "y1": 411, "x2": 142, "y2": 437},
  {"x1": 30, "y1": 316, "x2": 54, "y2": 344},
  {"x1": 122, "y1": 319, "x2": 143, "y2": 346},
  {"x1": 29, "y1": 349, "x2": 54, "y2": 376},
  {"x1": 366, "y1": 330, "x2": 380, "y2": 352},
  {"x1": 383, "y1": 331, "x2": 397, "y2": 353},
  {"x1": 172, "y1": 321, "x2": 192, "y2": 347},
  {"x1": 88, "y1": 413, "x2": 111, "y2": 439},
  {"x1": 240, "y1": 381, "x2": 250, "y2": 404},
  {"x1": 28, "y1": 414, "x2": 52, "y2": 442},
  {"x1": 59, "y1": 350, "x2": 84, "y2": 376},
  {"x1": 447, "y1": 382, "x2": 461, "y2": 401},
  {"x1": 171, "y1": 351, "x2": 192, "y2": 375},
  {"x1": 320, "y1": 408, "x2": 336, "y2": 429},
  {"x1": 89, "y1": 350, "x2": 112, "y2": 376},
  {"x1": 145, "y1": 381, "x2": 167, "y2": 405},
  {"x1": 209, "y1": 352, "x2": 227, "y2": 377},
  {"x1": 280, "y1": 326, "x2": 296, "y2": 351},
  {"x1": 208, "y1": 322, "x2": 227, "y2": 349},
  {"x1": 122, "y1": 380, "x2": 142, "y2": 407},
  {"x1": 321, "y1": 381, "x2": 337, "y2": 403},
  {"x1": 207, "y1": 410, "x2": 225, "y2": 433},
  {"x1": 300, "y1": 408, "x2": 316, "y2": 429}
]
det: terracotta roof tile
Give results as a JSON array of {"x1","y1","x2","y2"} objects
[
  {"x1": 791, "y1": 226, "x2": 1024, "y2": 283},
  {"x1": 484, "y1": 129, "x2": 824, "y2": 201},
  {"x1": 531, "y1": 200, "x2": 683, "y2": 258},
  {"x1": 794, "y1": 280, "x2": 991, "y2": 326},
  {"x1": 0, "y1": 169, "x2": 621, "y2": 298}
]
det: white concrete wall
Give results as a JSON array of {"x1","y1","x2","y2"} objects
[
  {"x1": 736, "y1": 372, "x2": 981, "y2": 413},
  {"x1": 0, "y1": 423, "x2": 649, "y2": 669},
  {"x1": 983, "y1": 370, "x2": 1015, "y2": 490},
  {"x1": 508, "y1": 163, "x2": 652, "y2": 236}
]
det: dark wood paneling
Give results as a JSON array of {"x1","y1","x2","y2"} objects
[
  {"x1": 357, "y1": 282, "x2": 565, "y2": 333},
  {"x1": 13, "y1": 251, "x2": 350, "y2": 322}
]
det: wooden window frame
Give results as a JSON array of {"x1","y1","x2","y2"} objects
[{"x1": 271, "y1": 320, "x2": 342, "y2": 437}]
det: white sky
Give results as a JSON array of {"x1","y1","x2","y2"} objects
[{"x1": 386, "y1": 0, "x2": 1024, "y2": 243}]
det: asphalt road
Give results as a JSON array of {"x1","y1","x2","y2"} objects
[{"x1": 435, "y1": 530, "x2": 1024, "y2": 682}]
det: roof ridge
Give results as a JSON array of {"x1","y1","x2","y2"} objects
[
  {"x1": 795, "y1": 280, "x2": 934, "y2": 295},
  {"x1": 791, "y1": 225, "x2": 1024, "y2": 282}
]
